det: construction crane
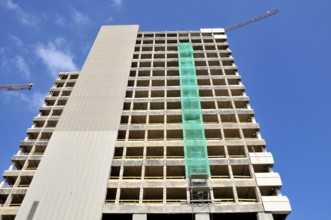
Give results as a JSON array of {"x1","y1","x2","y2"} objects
[
  {"x1": 225, "y1": 9, "x2": 279, "y2": 32},
  {"x1": 0, "y1": 83, "x2": 33, "y2": 91}
]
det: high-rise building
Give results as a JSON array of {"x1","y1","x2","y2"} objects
[{"x1": 0, "y1": 25, "x2": 291, "y2": 220}]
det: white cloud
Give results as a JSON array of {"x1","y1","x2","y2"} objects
[
  {"x1": 71, "y1": 8, "x2": 91, "y2": 25},
  {"x1": 15, "y1": 55, "x2": 31, "y2": 80},
  {"x1": 35, "y1": 38, "x2": 78, "y2": 77},
  {"x1": 112, "y1": 0, "x2": 123, "y2": 6},
  {"x1": 2, "y1": 0, "x2": 38, "y2": 27}
]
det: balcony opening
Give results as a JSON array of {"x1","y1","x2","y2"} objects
[
  {"x1": 148, "y1": 214, "x2": 193, "y2": 220},
  {"x1": 205, "y1": 129, "x2": 222, "y2": 140},
  {"x1": 212, "y1": 78, "x2": 225, "y2": 85},
  {"x1": 145, "y1": 166, "x2": 164, "y2": 179},
  {"x1": 150, "y1": 102, "x2": 164, "y2": 110},
  {"x1": 126, "y1": 147, "x2": 144, "y2": 159},
  {"x1": 227, "y1": 145, "x2": 246, "y2": 158},
  {"x1": 123, "y1": 166, "x2": 142, "y2": 179},
  {"x1": 149, "y1": 115, "x2": 164, "y2": 124},
  {"x1": 148, "y1": 130, "x2": 164, "y2": 140},
  {"x1": 210, "y1": 69, "x2": 223, "y2": 75},
  {"x1": 133, "y1": 102, "x2": 148, "y2": 110},
  {"x1": 166, "y1": 130, "x2": 183, "y2": 140},
  {"x1": 137, "y1": 80, "x2": 150, "y2": 87},
  {"x1": 27, "y1": 160, "x2": 40, "y2": 170},
  {"x1": 167, "y1": 79, "x2": 180, "y2": 86},
  {"x1": 152, "y1": 80, "x2": 165, "y2": 87},
  {"x1": 235, "y1": 101, "x2": 248, "y2": 109},
  {"x1": 167, "y1": 147, "x2": 184, "y2": 159},
  {"x1": 167, "y1": 70, "x2": 179, "y2": 76},
  {"x1": 196, "y1": 69, "x2": 208, "y2": 75},
  {"x1": 110, "y1": 166, "x2": 120, "y2": 179},
  {"x1": 239, "y1": 114, "x2": 252, "y2": 123},
  {"x1": 210, "y1": 165, "x2": 229, "y2": 178},
  {"x1": 198, "y1": 79, "x2": 211, "y2": 86},
  {"x1": 253, "y1": 165, "x2": 270, "y2": 173},
  {"x1": 138, "y1": 70, "x2": 150, "y2": 76},
  {"x1": 259, "y1": 186, "x2": 278, "y2": 196},
  {"x1": 207, "y1": 145, "x2": 225, "y2": 158},
  {"x1": 232, "y1": 165, "x2": 251, "y2": 179},
  {"x1": 167, "y1": 90, "x2": 180, "y2": 97},
  {"x1": 120, "y1": 116, "x2": 129, "y2": 124},
  {"x1": 135, "y1": 91, "x2": 149, "y2": 98},
  {"x1": 106, "y1": 188, "x2": 117, "y2": 203},
  {"x1": 146, "y1": 147, "x2": 164, "y2": 159},
  {"x1": 166, "y1": 166, "x2": 185, "y2": 179},
  {"x1": 237, "y1": 187, "x2": 257, "y2": 202},
  {"x1": 119, "y1": 188, "x2": 140, "y2": 202},
  {"x1": 128, "y1": 130, "x2": 145, "y2": 140},
  {"x1": 125, "y1": 91, "x2": 133, "y2": 98},
  {"x1": 167, "y1": 102, "x2": 181, "y2": 110},
  {"x1": 220, "y1": 114, "x2": 236, "y2": 123},
  {"x1": 243, "y1": 129, "x2": 258, "y2": 138},
  {"x1": 117, "y1": 130, "x2": 126, "y2": 140},
  {"x1": 203, "y1": 114, "x2": 218, "y2": 124},
  {"x1": 152, "y1": 70, "x2": 165, "y2": 76},
  {"x1": 143, "y1": 188, "x2": 163, "y2": 203},
  {"x1": 213, "y1": 187, "x2": 234, "y2": 203},
  {"x1": 46, "y1": 120, "x2": 57, "y2": 128},
  {"x1": 199, "y1": 90, "x2": 213, "y2": 97},
  {"x1": 167, "y1": 188, "x2": 187, "y2": 203},
  {"x1": 217, "y1": 101, "x2": 232, "y2": 109},
  {"x1": 131, "y1": 115, "x2": 147, "y2": 124},
  {"x1": 215, "y1": 89, "x2": 229, "y2": 96},
  {"x1": 113, "y1": 147, "x2": 123, "y2": 159},
  {"x1": 151, "y1": 90, "x2": 165, "y2": 98},
  {"x1": 248, "y1": 145, "x2": 265, "y2": 153},
  {"x1": 166, "y1": 115, "x2": 181, "y2": 124},
  {"x1": 224, "y1": 129, "x2": 241, "y2": 140}
]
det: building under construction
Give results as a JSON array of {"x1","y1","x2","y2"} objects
[{"x1": 0, "y1": 25, "x2": 291, "y2": 220}]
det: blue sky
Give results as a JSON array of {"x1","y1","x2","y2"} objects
[{"x1": 0, "y1": 0, "x2": 330, "y2": 219}]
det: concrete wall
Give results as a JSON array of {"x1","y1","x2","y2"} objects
[{"x1": 16, "y1": 25, "x2": 139, "y2": 220}]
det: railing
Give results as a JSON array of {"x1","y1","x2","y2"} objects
[
  {"x1": 142, "y1": 199, "x2": 163, "y2": 204},
  {"x1": 211, "y1": 175, "x2": 230, "y2": 179},
  {"x1": 144, "y1": 176, "x2": 164, "y2": 180},
  {"x1": 233, "y1": 175, "x2": 251, "y2": 179},
  {"x1": 238, "y1": 198, "x2": 258, "y2": 203},
  {"x1": 213, "y1": 198, "x2": 235, "y2": 203}
]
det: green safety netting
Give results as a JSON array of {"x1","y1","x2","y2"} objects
[{"x1": 178, "y1": 43, "x2": 210, "y2": 178}]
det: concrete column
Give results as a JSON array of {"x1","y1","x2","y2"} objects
[
  {"x1": 133, "y1": 214, "x2": 147, "y2": 220},
  {"x1": 257, "y1": 212, "x2": 274, "y2": 220},
  {"x1": 195, "y1": 213, "x2": 210, "y2": 220}
]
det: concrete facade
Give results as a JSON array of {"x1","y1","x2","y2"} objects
[{"x1": 0, "y1": 25, "x2": 291, "y2": 220}]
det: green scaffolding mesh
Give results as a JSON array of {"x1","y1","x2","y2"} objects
[{"x1": 178, "y1": 43, "x2": 211, "y2": 178}]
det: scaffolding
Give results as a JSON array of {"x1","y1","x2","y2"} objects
[{"x1": 178, "y1": 42, "x2": 210, "y2": 179}]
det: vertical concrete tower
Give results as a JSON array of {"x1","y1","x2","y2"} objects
[{"x1": 0, "y1": 25, "x2": 291, "y2": 220}]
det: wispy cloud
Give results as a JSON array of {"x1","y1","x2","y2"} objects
[
  {"x1": 15, "y1": 55, "x2": 31, "y2": 80},
  {"x1": 2, "y1": 0, "x2": 38, "y2": 27},
  {"x1": 55, "y1": 14, "x2": 65, "y2": 26},
  {"x1": 35, "y1": 38, "x2": 78, "y2": 77},
  {"x1": 112, "y1": 0, "x2": 123, "y2": 7},
  {"x1": 71, "y1": 8, "x2": 91, "y2": 25},
  {"x1": 9, "y1": 35, "x2": 23, "y2": 47},
  {"x1": 3, "y1": 91, "x2": 45, "y2": 112}
]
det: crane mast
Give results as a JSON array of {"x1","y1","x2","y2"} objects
[
  {"x1": 0, "y1": 83, "x2": 33, "y2": 91},
  {"x1": 225, "y1": 9, "x2": 279, "y2": 32}
]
